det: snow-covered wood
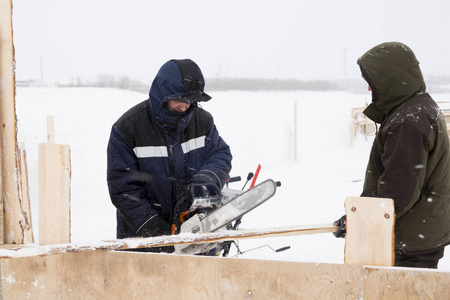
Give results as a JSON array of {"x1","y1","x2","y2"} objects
[
  {"x1": 0, "y1": 250, "x2": 448, "y2": 299},
  {"x1": 344, "y1": 197, "x2": 395, "y2": 266},
  {"x1": 0, "y1": 224, "x2": 336, "y2": 258}
]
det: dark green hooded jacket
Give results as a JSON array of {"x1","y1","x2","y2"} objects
[{"x1": 358, "y1": 42, "x2": 450, "y2": 253}]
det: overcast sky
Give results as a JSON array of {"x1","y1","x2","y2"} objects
[{"x1": 11, "y1": 0, "x2": 450, "y2": 83}]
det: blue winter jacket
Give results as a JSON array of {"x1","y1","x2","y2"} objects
[{"x1": 107, "y1": 60, "x2": 232, "y2": 239}]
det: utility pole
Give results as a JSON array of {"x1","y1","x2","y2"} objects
[{"x1": 40, "y1": 55, "x2": 44, "y2": 84}]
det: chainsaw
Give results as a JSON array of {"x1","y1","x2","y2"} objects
[{"x1": 174, "y1": 178, "x2": 278, "y2": 255}]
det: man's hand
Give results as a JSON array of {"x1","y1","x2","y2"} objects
[
  {"x1": 190, "y1": 171, "x2": 221, "y2": 198},
  {"x1": 333, "y1": 215, "x2": 347, "y2": 238}
]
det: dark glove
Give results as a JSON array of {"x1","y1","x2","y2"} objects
[
  {"x1": 172, "y1": 187, "x2": 194, "y2": 234},
  {"x1": 190, "y1": 171, "x2": 221, "y2": 198},
  {"x1": 333, "y1": 214, "x2": 347, "y2": 238},
  {"x1": 136, "y1": 214, "x2": 171, "y2": 237}
]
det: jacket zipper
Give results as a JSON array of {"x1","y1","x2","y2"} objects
[{"x1": 168, "y1": 144, "x2": 176, "y2": 222}]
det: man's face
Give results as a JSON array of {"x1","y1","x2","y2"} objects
[{"x1": 167, "y1": 100, "x2": 191, "y2": 112}]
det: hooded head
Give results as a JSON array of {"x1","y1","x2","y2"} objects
[
  {"x1": 357, "y1": 42, "x2": 426, "y2": 123},
  {"x1": 149, "y1": 59, "x2": 211, "y2": 131}
]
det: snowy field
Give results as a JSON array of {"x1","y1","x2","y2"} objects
[{"x1": 15, "y1": 87, "x2": 450, "y2": 271}]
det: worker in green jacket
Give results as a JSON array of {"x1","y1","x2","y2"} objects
[{"x1": 334, "y1": 42, "x2": 450, "y2": 269}]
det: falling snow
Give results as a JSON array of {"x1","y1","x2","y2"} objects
[{"x1": 13, "y1": 87, "x2": 450, "y2": 271}]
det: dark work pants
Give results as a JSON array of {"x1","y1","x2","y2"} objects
[{"x1": 395, "y1": 247, "x2": 445, "y2": 269}]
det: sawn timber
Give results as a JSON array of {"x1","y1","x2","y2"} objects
[{"x1": 0, "y1": 224, "x2": 338, "y2": 258}]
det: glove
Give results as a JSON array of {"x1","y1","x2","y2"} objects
[
  {"x1": 172, "y1": 188, "x2": 194, "y2": 234},
  {"x1": 333, "y1": 214, "x2": 347, "y2": 238},
  {"x1": 190, "y1": 171, "x2": 221, "y2": 199},
  {"x1": 136, "y1": 214, "x2": 171, "y2": 237}
]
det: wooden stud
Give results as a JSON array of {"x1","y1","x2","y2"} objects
[
  {"x1": 0, "y1": 0, "x2": 29, "y2": 245},
  {"x1": 18, "y1": 144, "x2": 34, "y2": 243},
  {"x1": 46, "y1": 116, "x2": 55, "y2": 144},
  {"x1": 38, "y1": 143, "x2": 71, "y2": 245},
  {"x1": 344, "y1": 196, "x2": 395, "y2": 266}
]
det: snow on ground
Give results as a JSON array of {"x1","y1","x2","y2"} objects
[{"x1": 15, "y1": 87, "x2": 450, "y2": 271}]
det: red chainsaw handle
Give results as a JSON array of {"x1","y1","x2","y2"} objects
[{"x1": 249, "y1": 164, "x2": 261, "y2": 189}]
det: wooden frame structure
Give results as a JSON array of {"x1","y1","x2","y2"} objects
[
  {"x1": 351, "y1": 103, "x2": 376, "y2": 142},
  {"x1": 0, "y1": 249, "x2": 449, "y2": 299},
  {"x1": 0, "y1": 196, "x2": 446, "y2": 299},
  {"x1": 353, "y1": 105, "x2": 450, "y2": 140},
  {"x1": 441, "y1": 109, "x2": 450, "y2": 136}
]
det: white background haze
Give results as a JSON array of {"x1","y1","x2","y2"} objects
[{"x1": 11, "y1": 0, "x2": 450, "y2": 83}]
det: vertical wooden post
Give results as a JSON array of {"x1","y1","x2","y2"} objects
[
  {"x1": 38, "y1": 116, "x2": 71, "y2": 245},
  {"x1": 0, "y1": 0, "x2": 32, "y2": 245},
  {"x1": 344, "y1": 196, "x2": 395, "y2": 266},
  {"x1": 351, "y1": 108, "x2": 356, "y2": 143},
  {"x1": 293, "y1": 101, "x2": 298, "y2": 162},
  {"x1": 46, "y1": 116, "x2": 55, "y2": 144},
  {"x1": 18, "y1": 144, "x2": 34, "y2": 243}
]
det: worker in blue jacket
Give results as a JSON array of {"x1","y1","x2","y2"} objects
[{"x1": 107, "y1": 59, "x2": 232, "y2": 252}]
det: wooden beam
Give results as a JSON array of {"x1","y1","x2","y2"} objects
[
  {"x1": 363, "y1": 265, "x2": 450, "y2": 298},
  {"x1": 0, "y1": 224, "x2": 338, "y2": 258},
  {"x1": 46, "y1": 116, "x2": 55, "y2": 144},
  {"x1": 18, "y1": 144, "x2": 33, "y2": 243},
  {"x1": 344, "y1": 196, "x2": 395, "y2": 266},
  {"x1": 0, "y1": 0, "x2": 30, "y2": 245},
  {"x1": 38, "y1": 143, "x2": 71, "y2": 245},
  {"x1": 0, "y1": 251, "x2": 363, "y2": 299},
  {"x1": 0, "y1": 251, "x2": 448, "y2": 299}
]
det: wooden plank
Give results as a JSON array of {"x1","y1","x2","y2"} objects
[
  {"x1": 46, "y1": 116, "x2": 55, "y2": 143},
  {"x1": 441, "y1": 111, "x2": 450, "y2": 136},
  {"x1": 0, "y1": 224, "x2": 338, "y2": 258},
  {"x1": 0, "y1": 251, "x2": 449, "y2": 299},
  {"x1": 442, "y1": 110, "x2": 450, "y2": 123},
  {"x1": 344, "y1": 197, "x2": 395, "y2": 266},
  {"x1": 351, "y1": 103, "x2": 376, "y2": 141},
  {"x1": 38, "y1": 143, "x2": 71, "y2": 245},
  {"x1": 0, "y1": 0, "x2": 28, "y2": 245},
  {"x1": 18, "y1": 144, "x2": 34, "y2": 243},
  {"x1": 0, "y1": 251, "x2": 364, "y2": 299},
  {"x1": 363, "y1": 266, "x2": 450, "y2": 299}
]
